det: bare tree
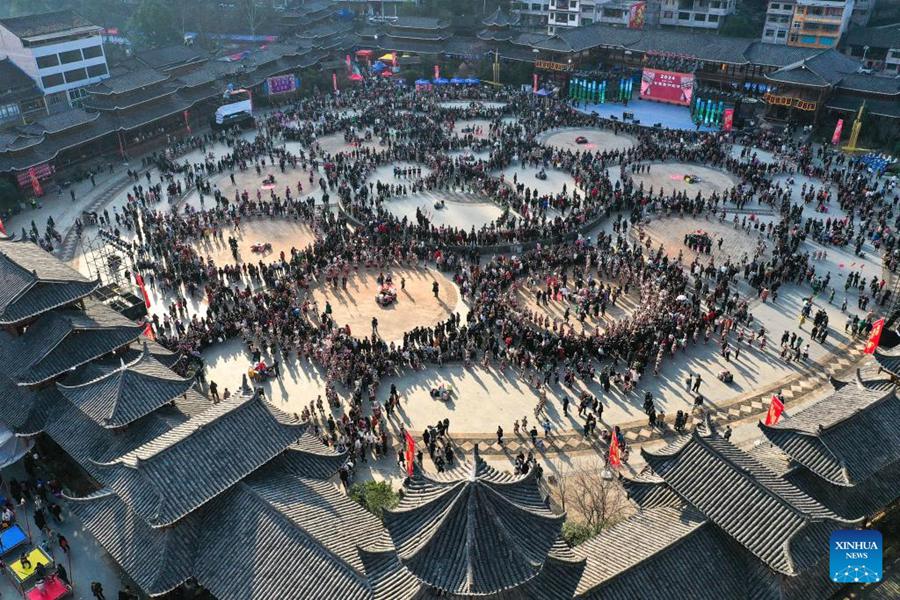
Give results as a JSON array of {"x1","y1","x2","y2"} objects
[
  {"x1": 552, "y1": 460, "x2": 632, "y2": 532},
  {"x1": 240, "y1": 0, "x2": 269, "y2": 39}
]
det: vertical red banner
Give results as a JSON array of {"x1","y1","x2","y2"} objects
[
  {"x1": 864, "y1": 317, "x2": 885, "y2": 354},
  {"x1": 403, "y1": 430, "x2": 415, "y2": 477},
  {"x1": 0, "y1": 217, "x2": 7, "y2": 237},
  {"x1": 434, "y1": 65, "x2": 440, "y2": 80},
  {"x1": 831, "y1": 119, "x2": 844, "y2": 145},
  {"x1": 722, "y1": 108, "x2": 734, "y2": 131},
  {"x1": 28, "y1": 167, "x2": 43, "y2": 197},
  {"x1": 533, "y1": 73, "x2": 538, "y2": 93},
  {"x1": 135, "y1": 274, "x2": 151, "y2": 308},
  {"x1": 332, "y1": 72, "x2": 338, "y2": 92},
  {"x1": 764, "y1": 395, "x2": 785, "y2": 425},
  {"x1": 183, "y1": 110, "x2": 191, "y2": 134}
]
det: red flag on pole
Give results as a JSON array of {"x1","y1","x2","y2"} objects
[
  {"x1": 864, "y1": 317, "x2": 885, "y2": 354},
  {"x1": 403, "y1": 430, "x2": 415, "y2": 477},
  {"x1": 764, "y1": 395, "x2": 785, "y2": 426},
  {"x1": 332, "y1": 72, "x2": 338, "y2": 93},
  {"x1": 142, "y1": 322, "x2": 156, "y2": 341},
  {"x1": 533, "y1": 73, "x2": 538, "y2": 93},
  {"x1": 608, "y1": 432, "x2": 621, "y2": 469},
  {"x1": 831, "y1": 119, "x2": 844, "y2": 145},
  {"x1": 0, "y1": 216, "x2": 6, "y2": 237},
  {"x1": 434, "y1": 65, "x2": 440, "y2": 80},
  {"x1": 135, "y1": 274, "x2": 151, "y2": 308}
]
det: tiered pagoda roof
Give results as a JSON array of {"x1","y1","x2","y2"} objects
[
  {"x1": 0, "y1": 239, "x2": 99, "y2": 326},
  {"x1": 0, "y1": 302, "x2": 142, "y2": 385},
  {"x1": 57, "y1": 344, "x2": 194, "y2": 429},
  {"x1": 382, "y1": 454, "x2": 569, "y2": 596}
]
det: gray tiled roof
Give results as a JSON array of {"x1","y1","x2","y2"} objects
[
  {"x1": 0, "y1": 9, "x2": 97, "y2": 38},
  {"x1": 135, "y1": 45, "x2": 205, "y2": 71},
  {"x1": 619, "y1": 473, "x2": 684, "y2": 510},
  {"x1": 57, "y1": 344, "x2": 194, "y2": 428},
  {"x1": 759, "y1": 382, "x2": 900, "y2": 486},
  {"x1": 383, "y1": 456, "x2": 564, "y2": 595},
  {"x1": 786, "y1": 459, "x2": 900, "y2": 521},
  {"x1": 0, "y1": 370, "x2": 62, "y2": 435},
  {"x1": 642, "y1": 430, "x2": 857, "y2": 575},
  {"x1": 573, "y1": 507, "x2": 774, "y2": 600},
  {"x1": 0, "y1": 239, "x2": 98, "y2": 325},
  {"x1": 390, "y1": 16, "x2": 448, "y2": 30},
  {"x1": 86, "y1": 68, "x2": 170, "y2": 96},
  {"x1": 743, "y1": 42, "x2": 819, "y2": 68},
  {"x1": 5, "y1": 302, "x2": 141, "y2": 385},
  {"x1": 483, "y1": 7, "x2": 521, "y2": 28},
  {"x1": 826, "y1": 94, "x2": 900, "y2": 119},
  {"x1": 767, "y1": 50, "x2": 861, "y2": 87},
  {"x1": 837, "y1": 73, "x2": 900, "y2": 96},
  {"x1": 21, "y1": 109, "x2": 100, "y2": 135},
  {"x1": 845, "y1": 24, "x2": 900, "y2": 50},
  {"x1": 91, "y1": 392, "x2": 309, "y2": 527},
  {"x1": 67, "y1": 488, "x2": 199, "y2": 595}
]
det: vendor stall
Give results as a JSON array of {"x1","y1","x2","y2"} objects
[{"x1": 0, "y1": 525, "x2": 29, "y2": 557}]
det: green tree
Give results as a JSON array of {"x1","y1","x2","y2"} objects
[
  {"x1": 127, "y1": 0, "x2": 181, "y2": 48},
  {"x1": 348, "y1": 481, "x2": 400, "y2": 521}
]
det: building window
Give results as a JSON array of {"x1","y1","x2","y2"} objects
[
  {"x1": 694, "y1": 13, "x2": 707, "y2": 21},
  {"x1": 86, "y1": 63, "x2": 108, "y2": 78},
  {"x1": 709, "y1": 14, "x2": 718, "y2": 21},
  {"x1": 765, "y1": 29, "x2": 775, "y2": 37},
  {"x1": 59, "y1": 49, "x2": 83, "y2": 64},
  {"x1": 664, "y1": 11, "x2": 674, "y2": 17},
  {"x1": 771, "y1": 2, "x2": 779, "y2": 8},
  {"x1": 678, "y1": 11, "x2": 690, "y2": 20},
  {"x1": 41, "y1": 73, "x2": 65, "y2": 88},
  {"x1": 819, "y1": 36, "x2": 834, "y2": 46},
  {"x1": 81, "y1": 45, "x2": 103, "y2": 60},
  {"x1": 64, "y1": 68, "x2": 88, "y2": 83},
  {"x1": 36, "y1": 54, "x2": 59, "y2": 69},
  {"x1": 0, "y1": 103, "x2": 21, "y2": 122},
  {"x1": 777, "y1": 30, "x2": 786, "y2": 38}
]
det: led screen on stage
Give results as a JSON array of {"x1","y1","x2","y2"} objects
[{"x1": 639, "y1": 69, "x2": 694, "y2": 106}]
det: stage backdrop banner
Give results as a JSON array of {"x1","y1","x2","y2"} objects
[{"x1": 639, "y1": 68, "x2": 694, "y2": 106}]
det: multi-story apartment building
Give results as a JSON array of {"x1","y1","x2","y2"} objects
[
  {"x1": 514, "y1": 0, "x2": 662, "y2": 33},
  {"x1": 762, "y1": 1, "x2": 796, "y2": 44},
  {"x1": 547, "y1": 0, "x2": 592, "y2": 33},
  {"x1": 787, "y1": 0, "x2": 855, "y2": 48},
  {"x1": 0, "y1": 10, "x2": 109, "y2": 111},
  {"x1": 657, "y1": 0, "x2": 736, "y2": 30},
  {"x1": 844, "y1": 22, "x2": 900, "y2": 73}
]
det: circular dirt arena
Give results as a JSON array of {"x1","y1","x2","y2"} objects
[
  {"x1": 309, "y1": 267, "x2": 461, "y2": 342},
  {"x1": 193, "y1": 219, "x2": 317, "y2": 265},
  {"x1": 384, "y1": 194, "x2": 503, "y2": 230},
  {"x1": 514, "y1": 283, "x2": 639, "y2": 335},
  {"x1": 540, "y1": 127, "x2": 636, "y2": 153},
  {"x1": 624, "y1": 163, "x2": 737, "y2": 198},
  {"x1": 315, "y1": 132, "x2": 386, "y2": 155},
  {"x1": 639, "y1": 217, "x2": 771, "y2": 264}
]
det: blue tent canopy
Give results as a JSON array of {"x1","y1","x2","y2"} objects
[
  {"x1": 450, "y1": 77, "x2": 465, "y2": 84},
  {"x1": 372, "y1": 61, "x2": 386, "y2": 72},
  {"x1": 464, "y1": 78, "x2": 480, "y2": 85},
  {"x1": 433, "y1": 77, "x2": 449, "y2": 85},
  {"x1": 415, "y1": 79, "x2": 431, "y2": 85}
]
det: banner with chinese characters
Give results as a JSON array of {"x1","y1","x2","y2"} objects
[
  {"x1": 535, "y1": 59, "x2": 572, "y2": 72},
  {"x1": 628, "y1": 1, "x2": 647, "y2": 29},
  {"x1": 639, "y1": 68, "x2": 694, "y2": 106},
  {"x1": 266, "y1": 74, "x2": 298, "y2": 95}
]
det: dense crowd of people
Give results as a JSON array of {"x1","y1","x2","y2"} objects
[{"x1": 88, "y1": 80, "x2": 896, "y2": 473}]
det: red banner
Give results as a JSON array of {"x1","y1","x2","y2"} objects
[
  {"x1": 403, "y1": 430, "x2": 415, "y2": 477},
  {"x1": 864, "y1": 317, "x2": 885, "y2": 354},
  {"x1": 764, "y1": 395, "x2": 785, "y2": 426},
  {"x1": 722, "y1": 108, "x2": 734, "y2": 132},
  {"x1": 533, "y1": 73, "x2": 538, "y2": 93},
  {"x1": 142, "y1": 322, "x2": 156, "y2": 341},
  {"x1": 332, "y1": 72, "x2": 338, "y2": 93},
  {"x1": 434, "y1": 65, "x2": 440, "y2": 80},
  {"x1": 0, "y1": 217, "x2": 6, "y2": 237},
  {"x1": 183, "y1": 110, "x2": 191, "y2": 135},
  {"x1": 629, "y1": 1, "x2": 647, "y2": 29},
  {"x1": 608, "y1": 433, "x2": 621, "y2": 469},
  {"x1": 831, "y1": 119, "x2": 844, "y2": 145},
  {"x1": 135, "y1": 274, "x2": 151, "y2": 308},
  {"x1": 640, "y1": 68, "x2": 694, "y2": 106},
  {"x1": 28, "y1": 167, "x2": 43, "y2": 197}
]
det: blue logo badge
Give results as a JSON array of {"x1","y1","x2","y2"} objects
[{"x1": 830, "y1": 530, "x2": 882, "y2": 583}]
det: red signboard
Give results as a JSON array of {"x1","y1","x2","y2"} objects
[
  {"x1": 722, "y1": 108, "x2": 734, "y2": 132},
  {"x1": 639, "y1": 68, "x2": 694, "y2": 106}
]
